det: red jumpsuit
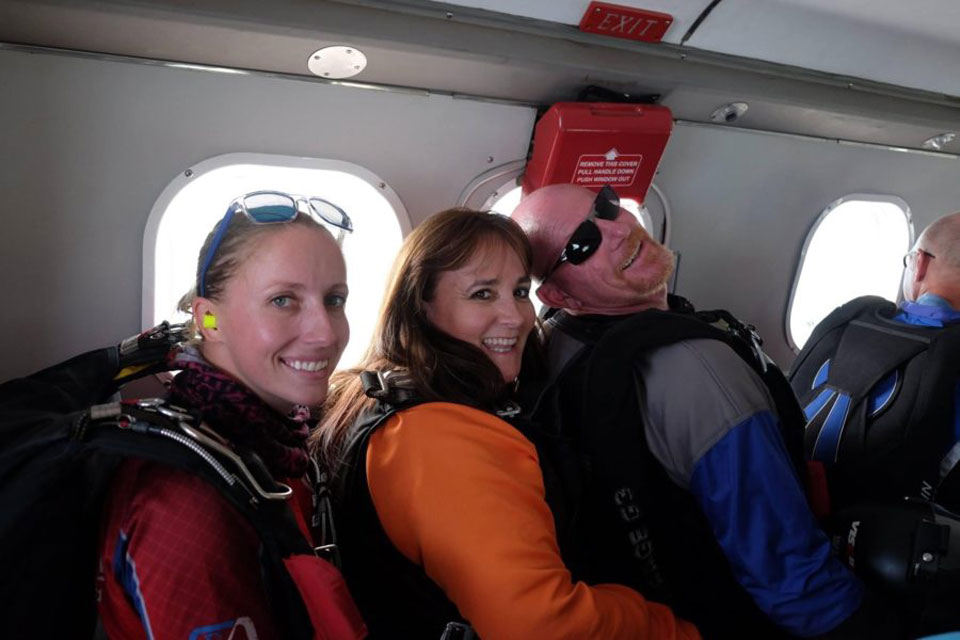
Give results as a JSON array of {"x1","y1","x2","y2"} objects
[{"x1": 98, "y1": 459, "x2": 361, "y2": 639}]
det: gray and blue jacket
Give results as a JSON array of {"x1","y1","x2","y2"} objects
[{"x1": 536, "y1": 307, "x2": 863, "y2": 639}]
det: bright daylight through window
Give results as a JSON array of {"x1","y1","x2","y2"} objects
[
  {"x1": 789, "y1": 196, "x2": 911, "y2": 351},
  {"x1": 149, "y1": 159, "x2": 404, "y2": 368}
]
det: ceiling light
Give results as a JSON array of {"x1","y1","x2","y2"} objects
[
  {"x1": 308, "y1": 46, "x2": 367, "y2": 80},
  {"x1": 922, "y1": 132, "x2": 956, "y2": 151},
  {"x1": 710, "y1": 102, "x2": 749, "y2": 124}
]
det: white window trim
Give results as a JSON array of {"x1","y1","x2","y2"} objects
[
  {"x1": 458, "y1": 160, "x2": 527, "y2": 210},
  {"x1": 142, "y1": 152, "x2": 411, "y2": 328},
  {"x1": 784, "y1": 193, "x2": 914, "y2": 353}
]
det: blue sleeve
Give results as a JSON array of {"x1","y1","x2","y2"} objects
[{"x1": 689, "y1": 410, "x2": 864, "y2": 637}]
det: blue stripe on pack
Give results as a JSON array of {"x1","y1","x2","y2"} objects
[
  {"x1": 189, "y1": 620, "x2": 238, "y2": 640},
  {"x1": 804, "y1": 387, "x2": 835, "y2": 422},
  {"x1": 812, "y1": 359, "x2": 830, "y2": 389},
  {"x1": 811, "y1": 392, "x2": 852, "y2": 463},
  {"x1": 868, "y1": 370, "x2": 899, "y2": 417}
]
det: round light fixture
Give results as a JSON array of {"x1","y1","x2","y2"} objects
[
  {"x1": 922, "y1": 131, "x2": 956, "y2": 151},
  {"x1": 307, "y1": 46, "x2": 367, "y2": 79},
  {"x1": 710, "y1": 102, "x2": 749, "y2": 124}
]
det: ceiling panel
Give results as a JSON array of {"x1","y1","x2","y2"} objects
[
  {"x1": 436, "y1": 0, "x2": 960, "y2": 98},
  {"x1": 438, "y1": 0, "x2": 712, "y2": 42},
  {"x1": 3, "y1": 0, "x2": 960, "y2": 150},
  {"x1": 672, "y1": 0, "x2": 960, "y2": 97}
]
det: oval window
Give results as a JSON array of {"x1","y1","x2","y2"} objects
[
  {"x1": 145, "y1": 154, "x2": 408, "y2": 368},
  {"x1": 788, "y1": 195, "x2": 912, "y2": 351}
]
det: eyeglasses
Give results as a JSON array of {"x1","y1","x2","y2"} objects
[
  {"x1": 902, "y1": 248, "x2": 936, "y2": 268},
  {"x1": 198, "y1": 190, "x2": 353, "y2": 297},
  {"x1": 541, "y1": 185, "x2": 620, "y2": 282}
]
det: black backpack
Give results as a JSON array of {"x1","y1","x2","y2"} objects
[
  {"x1": 528, "y1": 300, "x2": 809, "y2": 639},
  {"x1": 0, "y1": 324, "x2": 321, "y2": 638},
  {"x1": 789, "y1": 296, "x2": 960, "y2": 511}
]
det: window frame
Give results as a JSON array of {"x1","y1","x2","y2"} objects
[
  {"x1": 461, "y1": 164, "x2": 671, "y2": 245},
  {"x1": 784, "y1": 192, "x2": 913, "y2": 353},
  {"x1": 141, "y1": 151, "x2": 411, "y2": 328}
]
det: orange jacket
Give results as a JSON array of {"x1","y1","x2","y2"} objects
[{"x1": 366, "y1": 402, "x2": 700, "y2": 640}]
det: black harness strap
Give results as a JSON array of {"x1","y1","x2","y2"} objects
[
  {"x1": 334, "y1": 394, "x2": 470, "y2": 639},
  {"x1": 0, "y1": 345, "x2": 318, "y2": 640},
  {"x1": 829, "y1": 319, "x2": 930, "y2": 395},
  {"x1": 538, "y1": 301, "x2": 800, "y2": 638},
  {"x1": 789, "y1": 296, "x2": 890, "y2": 382}
]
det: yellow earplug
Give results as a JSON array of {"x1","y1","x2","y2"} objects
[{"x1": 202, "y1": 313, "x2": 217, "y2": 329}]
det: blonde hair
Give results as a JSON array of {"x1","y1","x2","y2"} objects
[{"x1": 177, "y1": 210, "x2": 332, "y2": 341}]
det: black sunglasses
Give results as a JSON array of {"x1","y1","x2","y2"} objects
[{"x1": 541, "y1": 185, "x2": 620, "y2": 282}]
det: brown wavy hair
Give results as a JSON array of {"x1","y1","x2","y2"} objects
[{"x1": 313, "y1": 208, "x2": 544, "y2": 468}]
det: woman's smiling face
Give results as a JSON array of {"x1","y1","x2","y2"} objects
[
  {"x1": 424, "y1": 241, "x2": 536, "y2": 383},
  {"x1": 200, "y1": 225, "x2": 349, "y2": 413}
]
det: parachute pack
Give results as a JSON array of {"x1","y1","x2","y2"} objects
[
  {"x1": 790, "y1": 296, "x2": 960, "y2": 511},
  {"x1": 0, "y1": 324, "x2": 358, "y2": 639}
]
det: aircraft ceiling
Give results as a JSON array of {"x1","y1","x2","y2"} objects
[
  {"x1": 1, "y1": 0, "x2": 959, "y2": 153},
  {"x1": 444, "y1": 0, "x2": 960, "y2": 98}
]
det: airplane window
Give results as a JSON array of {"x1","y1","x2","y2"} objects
[
  {"x1": 147, "y1": 157, "x2": 406, "y2": 369},
  {"x1": 487, "y1": 184, "x2": 523, "y2": 215},
  {"x1": 788, "y1": 196, "x2": 911, "y2": 351}
]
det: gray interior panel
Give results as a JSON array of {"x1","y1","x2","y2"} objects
[
  {"x1": 657, "y1": 122, "x2": 960, "y2": 368},
  {"x1": 0, "y1": 47, "x2": 535, "y2": 381}
]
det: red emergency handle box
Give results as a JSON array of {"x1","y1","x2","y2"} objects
[{"x1": 522, "y1": 103, "x2": 673, "y2": 203}]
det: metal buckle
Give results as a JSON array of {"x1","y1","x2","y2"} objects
[
  {"x1": 361, "y1": 370, "x2": 390, "y2": 399},
  {"x1": 496, "y1": 401, "x2": 521, "y2": 418},
  {"x1": 313, "y1": 543, "x2": 338, "y2": 559}
]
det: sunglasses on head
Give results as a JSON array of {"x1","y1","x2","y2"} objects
[
  {"x1": 197, "y1": 190, "x2": 353, "y2": 297},
  {"x1": 541, "y1": 185, "x2": 620, "y2": 282}
]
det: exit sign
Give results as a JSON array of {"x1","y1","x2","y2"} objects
[{"x1": 579, "y1": 2, "x2": 674, "y2": 44}]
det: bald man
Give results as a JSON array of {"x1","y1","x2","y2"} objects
[
  {"x1": 512, "y1": 184, "x2": 868, "y2": 639},
  {"x1": 790, "y1": 212, "x2": 960, "y2": 512}
]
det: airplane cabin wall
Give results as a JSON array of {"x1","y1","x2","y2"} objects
[
  {"x1": 657, "y1": 124, "x2": 960, "y2": 367},
  {"x1": 0, "y1": 48, "x2": 535, "y2": 382},
  {"x1": 4, "y1": 44, "x2": 960, "y2": 381}
]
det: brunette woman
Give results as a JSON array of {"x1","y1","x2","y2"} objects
[{"x1": 317, "y1": 209, "x2": 698, "y2": 640}]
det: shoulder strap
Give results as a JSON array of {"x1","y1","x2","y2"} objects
[
  {"x1": 789, "y1": 295, "x2": 893, "y2": 382},
  {"x1": 586, "y1": 305, "x2": 807, "y2": 484},
  {"x1": 88, "y1": 400, "x2": 319, "y2": 640},
  {"x1": 0, "y1": 394, "x2": 322, "y2": 640},
  {"x1": 0, "y1": 326, "x2": 362, "y2": 640},
  {"x1": 334, "y1": 380, "x2": 474, "y2": 637}
]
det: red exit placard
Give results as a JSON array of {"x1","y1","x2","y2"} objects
[{"x1": 579, "y1": 2, "x2": 673, "y2": 43}]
